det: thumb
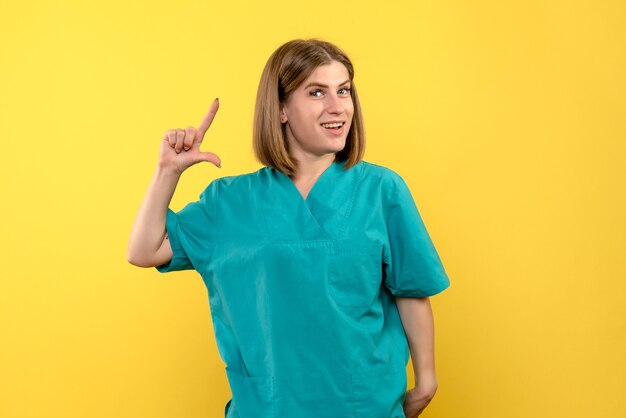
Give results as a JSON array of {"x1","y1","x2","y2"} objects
[{"x1": 194, "y1": 151, "x2": 222, "y2": 168}]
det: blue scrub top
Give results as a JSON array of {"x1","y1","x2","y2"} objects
[{"x1": 155, "y1": 159, "x2": 450, "y2": 418}]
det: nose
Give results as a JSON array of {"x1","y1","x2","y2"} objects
[{"x1": 325, "y1": 92, "x2": 345, "y2": 114}]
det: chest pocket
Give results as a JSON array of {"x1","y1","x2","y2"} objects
[{"x1": 329, "y1": 241, "x2": 384, "y2": 308}]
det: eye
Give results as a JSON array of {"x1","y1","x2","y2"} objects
[{"x1": 309, "y1": 87, "x2": 352, "y2": 97}]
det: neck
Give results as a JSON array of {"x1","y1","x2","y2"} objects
[{"x1": 290, "y1": 154, "x2": 336, "y2": 182}]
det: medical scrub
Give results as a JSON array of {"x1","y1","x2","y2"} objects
[{"x1": 155, "y1": 159, "x2": 450, "y2": 418}]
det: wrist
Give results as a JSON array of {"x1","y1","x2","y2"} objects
[
  {"x1": 414, "y1": 372, "x2": 438, "y2": 390},
  {"x1": 155, "y1": 164, "x2": 182, "y2": 179}
]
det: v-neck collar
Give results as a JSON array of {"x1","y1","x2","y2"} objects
[
  {"x1": 275, "y1": 158, "x2": 347, "y2": 204},
  {"x1": 260, "y1": 158, "x2": 360, "y2": 241}
]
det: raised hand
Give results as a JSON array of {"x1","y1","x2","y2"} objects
[{"x1": 159, "y1": 98, "x2": 222, "y2": 175}]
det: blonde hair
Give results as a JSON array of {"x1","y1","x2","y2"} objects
[{"x1": 252, "y1": 38, "x2": 366, "y2": 176}]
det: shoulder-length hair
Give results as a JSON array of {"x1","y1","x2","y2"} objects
[{"x1": 252, "y1": 38, "x2": 366, "y2": 176}]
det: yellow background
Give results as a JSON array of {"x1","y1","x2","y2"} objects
[{"x1": 1, "y1": 0, "x2": 625, "y2": 417}]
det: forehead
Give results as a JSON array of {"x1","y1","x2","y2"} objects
[{"x1": 300, "y1": 61, "x2": 350, "y2": 87}]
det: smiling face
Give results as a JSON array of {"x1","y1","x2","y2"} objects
[{"x1": 280, "y1": 61, "x2": 354, "y2": 161}]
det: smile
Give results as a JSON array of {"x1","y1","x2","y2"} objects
[
  {"x1": 320, "y1": 122, "x2": 345, "y2": 136},
  {"x1": 320, "y1": 122, "x2": 344, "y2": 129}
]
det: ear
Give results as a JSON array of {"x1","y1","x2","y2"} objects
[{"x1": 280, "y1": 108, "x2": 287, "y2": 123}]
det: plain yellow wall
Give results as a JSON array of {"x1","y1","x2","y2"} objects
[{"x1": 1, "y1": 0, "x2": 625, "y2": 417}]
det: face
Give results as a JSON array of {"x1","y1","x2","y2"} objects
[{"x1": 280, "y1": 61, "x2": 354, "y2": 160}]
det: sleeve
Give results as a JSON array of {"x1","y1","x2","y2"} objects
[
  {"x1": 382, "y1": 173, "x2": 450, "y2": 297},
  {"x1": 155, "y1": 179, "x2": 219, "y2": 273}
]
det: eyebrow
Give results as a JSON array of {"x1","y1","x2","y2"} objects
[{"x1": 303, "y1": 79, "x2": 351, "y2": 89}]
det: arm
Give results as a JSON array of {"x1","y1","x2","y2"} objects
[
  {"x1": 395, "y1": 296, "x2": 439, "y2": 417},
  {"x1": 126, "y1": 166, "x2": 180, "y2": 267},
  {"x1": 127, "y1": 99, "x2": 222, "y2": 268}
]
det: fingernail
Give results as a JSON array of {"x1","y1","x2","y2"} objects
[
  {"x1": 215, "y1": 97, "x2": 219, "y2": 102},
  {"x1": 217, "y1": 163, "x2": 221, "y2": 168},
  {"x1": 184, "y1": 146, "x2": 190, "y2": 151}
]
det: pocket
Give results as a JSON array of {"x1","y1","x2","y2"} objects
[
  {"x1": 225, "y1": 367, "x2": 275, "y2": 418},
  {"x1": 272, "y1": 369, "x2": 353, "y2": 418},
  {"x1": 350, "y1": 362, "x2": 407, "y2": 418},
  {"x1": 329, "y1": 241, "x2": 383, "y2": 308}
]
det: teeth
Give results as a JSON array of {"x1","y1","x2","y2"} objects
[{"x1": 321, "y1": 122, "x2": 343, "y2": 128}]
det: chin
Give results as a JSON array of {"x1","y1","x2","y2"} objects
[
  {"x1": 317, "y1": 144, "x2": 345, "y2": 155},
  {"x1": 328, "y1": 140, "x2": 346, "y2": 151}
]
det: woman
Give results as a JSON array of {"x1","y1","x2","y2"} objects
[{"x1": 127, "y1": 38, "x2": 450, "y2": 418}]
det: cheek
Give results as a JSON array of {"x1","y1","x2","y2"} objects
[
  {"x1": 294, "y1": 108, "x2": 316, "y2": 124},
  {"x1": 346, "y1": 101, "x2": 355, "y2": 115},
  {"x1": 347, "y1": 109, "x2": 355, "y2": 123}
]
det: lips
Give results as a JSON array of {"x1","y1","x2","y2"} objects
[
  {"x1": 320, "y1": 122, "x2": 345, "y2": 130},
  {"x1": 321, "y1": 122, "x2": 345, "y2": 136}
]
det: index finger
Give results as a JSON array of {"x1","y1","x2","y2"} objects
[{"x1": 197, "y1": 98, "x2": 219, "y2": 140}]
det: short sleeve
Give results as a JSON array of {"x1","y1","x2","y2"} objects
[
  {"x1": 382, "y1": 173, "x2": 450, "y2": 297},
  {"x1": 155, "y1": 179, "x2": 219, "y2": 273}
]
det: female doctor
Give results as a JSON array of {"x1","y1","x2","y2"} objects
[{"x1": 127, "y1": 38, "x2": 450, "y2": 418}]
